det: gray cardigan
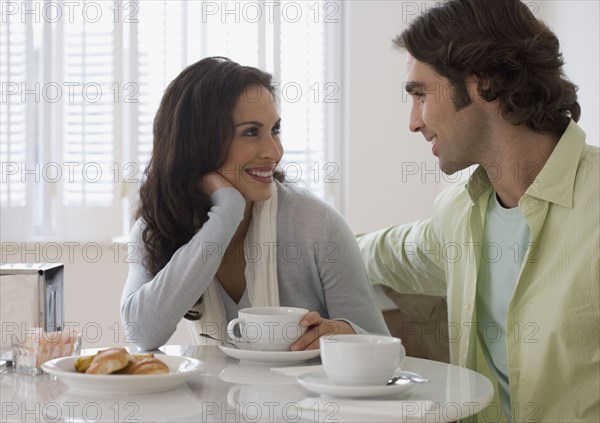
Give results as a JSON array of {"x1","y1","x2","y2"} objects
[{"x1": 121, "y1": 181, "x2": 389, "y2": 349}]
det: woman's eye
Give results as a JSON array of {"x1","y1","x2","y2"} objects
[
  {"x1": 243, "y1": 128, "x2": 258, "y2": 136},
  {"x1": 272, "y1": 125, "x2": 281, "y2": 135}
]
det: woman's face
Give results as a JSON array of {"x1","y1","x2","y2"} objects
[{"x1": 219, "y1": 85, "x2": 283, "y2": 202}]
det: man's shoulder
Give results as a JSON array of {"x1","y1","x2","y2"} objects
[
  {"x1": 573, "y1": 144, "x2": 599, "y2": 210},
  {"x1": 574, "y1": 144, "x2": 599, "y2": 194},
  {"x1": 581, "y1": 143, "x2": 600, "y2": 168}
]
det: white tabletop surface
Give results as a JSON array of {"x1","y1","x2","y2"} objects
[{"x1": 1, "y1": 345, "x2": 494, "y2": 422}]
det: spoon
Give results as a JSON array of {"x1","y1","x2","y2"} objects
[
  {"x1": 387, "y1": 372, "x2": 430, "y2": 385},
  {"x1": 199, "y1": 333, "x2": 240, "y2": 349}
]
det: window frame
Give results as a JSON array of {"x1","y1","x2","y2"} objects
[{"x1": 0, "y1": 0, "x2": 345, "y2": 242}]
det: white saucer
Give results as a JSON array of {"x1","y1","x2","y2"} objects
[
  {"x1": 297, "y1": 370, "x2": 414, "y2": 398},
  {"x1": 218, "y1": 344, "x2": 320, "y2": 365}
]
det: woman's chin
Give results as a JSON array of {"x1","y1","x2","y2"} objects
[{"x1": 239, "y1": 187, "x2": 273, "y2": 203}]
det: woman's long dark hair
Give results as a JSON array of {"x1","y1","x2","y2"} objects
[
  {"x1": 136, "y1": 57, "x2": 281, "y2": 277},
  {"x1": 394, "y1": 0, "x2": 580, "y2": 135}
]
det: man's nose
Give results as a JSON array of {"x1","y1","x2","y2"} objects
[{"x1": 409, "y1": 104, "x2": 424, "y2": 133}]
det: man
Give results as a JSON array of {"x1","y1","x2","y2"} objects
[{"x1": 357, "y1": 1, "x2": 599, "y2": 422}]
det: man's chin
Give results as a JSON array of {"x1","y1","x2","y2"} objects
[{"x1": 440, "y1": 161, "x2": 470, "y2": 176}]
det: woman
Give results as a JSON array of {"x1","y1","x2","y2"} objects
[{"x1": 121, "y1": 57, "x2": 389, "y2": 350}]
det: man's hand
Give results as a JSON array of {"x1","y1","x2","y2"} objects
[{"x1": 291, "y1": 311, "x2": 355, "y2": 351}]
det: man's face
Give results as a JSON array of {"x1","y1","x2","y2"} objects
[{"x1": 405, "y1": 55, "x2": 488, "y2": 174}]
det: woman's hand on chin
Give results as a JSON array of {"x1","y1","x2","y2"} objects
[
  {"x1": 201, "y1": 171, "x2": 234, "y2": 196},
  {"x1": 290, "y1": 311, "x2": 355, "y2": 351}
]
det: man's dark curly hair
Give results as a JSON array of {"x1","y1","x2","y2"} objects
[{"x1": 394, "y1": 0, "x2": 580, "y2": 136}]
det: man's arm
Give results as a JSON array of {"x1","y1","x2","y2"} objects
[{"x1": 356, "y1": 218, "x2": 447, "y2": 296}]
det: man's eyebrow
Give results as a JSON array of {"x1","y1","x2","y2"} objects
[{"x1": 405, "y1": 81, "x2": 425, "y2": 94}]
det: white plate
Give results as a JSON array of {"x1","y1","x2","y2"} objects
[
  {"x1": 297, "y1": 370, "x2": 415, "y2": 398},
  {"x1": 42, "y1": 355, "x2": 204, "y2": 395},
  {"x1": 219, "y1": 344, "x2": 320, "y2": 365}
]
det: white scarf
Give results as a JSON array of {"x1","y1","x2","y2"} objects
[{"x1": 187, "y1": 184, "x2": 280, "y2": 344}]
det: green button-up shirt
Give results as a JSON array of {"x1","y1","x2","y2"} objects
[{"x1": 357, "y1": 121, "x2": 599, "y2": 422}]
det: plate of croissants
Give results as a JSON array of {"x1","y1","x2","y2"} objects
[{"x1": 42, "y1": 347, "x2": 204, "y2": 395}]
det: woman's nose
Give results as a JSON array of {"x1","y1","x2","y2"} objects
[{"x1": 261, "y1": 135, "x2": 283, "y2": 160}]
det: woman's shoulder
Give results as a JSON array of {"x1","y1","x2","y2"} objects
[
  {"x1": 130, "y1": 217, "x2": 148, "y2": 232},
  {"x1": 276, "y1": 180, "x2": 329, "y2": 210},
  {"x1": 274, "y1": 180, "x2": 359, "y2": 256},
  {"x1": 128, "y1": 218, "x2": 147, "y2": 244},
  {"x1": 275, "y1": 180, "x2": 350, "y2": 235}
]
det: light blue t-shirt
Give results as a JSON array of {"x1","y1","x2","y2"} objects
[
  {"x1": 477, "y1": 192, "x2": 531, "y2": 422},
  {"x1": 216, "y1": 282, "x2": 251, "y2": 323}
]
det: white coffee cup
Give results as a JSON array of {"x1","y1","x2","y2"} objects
[
  {"x1": 320, "y1": 334, "x2": 405, "y2": 386},
  {"x1": 226, "y1": 307, "x2": 308, "y2": 351}
]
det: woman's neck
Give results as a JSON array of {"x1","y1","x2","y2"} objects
[{"x1": 231, "y1": 200, "x2": 253, "y2": 245}]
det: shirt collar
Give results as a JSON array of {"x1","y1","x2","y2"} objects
[
  {"x1": 464, "y1": 120, "x2": 586, "y2": 208},
  {"x1": 523, "y1": 120, "x2": 585, "y2": 208},
  {"x1": 465, "y1": 166, "x2": 492, "y2": 203}
]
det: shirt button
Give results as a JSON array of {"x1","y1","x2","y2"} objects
[{"x1": 464, "y1": 303, "x2": 471, "y2": 311}]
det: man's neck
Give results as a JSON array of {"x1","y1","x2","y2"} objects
[{"x1": 480, "y1": 124, "x2": 560, "y2": 208}]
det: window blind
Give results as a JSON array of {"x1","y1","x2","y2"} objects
[
  {"x1": 1, "y1": 7, "x2": 33, "y2": 238},
  {"x1": 1, "y1": 0, "x2": 343, "y2": 241},
  {"x1": 62, "y1": 10, "x2": 115, "y2": 207}
]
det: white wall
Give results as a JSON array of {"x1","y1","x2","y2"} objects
[
  {"x1": 343, "y1": 1, "x2": 444, "y2": 233},
  {"x1": 343, "y1": 0, "x2": 600, "y2": 233},
  {"x1": 537, "y1": 0, "x2": 600, "y2": 147}
]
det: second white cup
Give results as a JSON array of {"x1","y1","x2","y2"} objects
[
  {"x1": 320, "y1": 334, "x2": 405, "y2": 386},
  {"x1": 227, "y1": 306, "x2": 308, "y2": 351}
]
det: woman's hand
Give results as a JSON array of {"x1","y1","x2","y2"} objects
[
  {"x1": 201, "y1": 171, "x2": 234, "y2": 196},
  {"x1": 291, "y1": 311, "x2": 355, "y2": 351}
]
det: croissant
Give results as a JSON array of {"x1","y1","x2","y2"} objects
[
  {"x1": 74, "y1": 352, "x2": 154, "y2": 373},
  {"x1": 74, "y1": 348, "x2": 168, "y2": 375},
  {"x1": 116, "y1": 357, "x2": 169, "y2": 375},
  {"x1": 85, "y1": 347, "x2": 131, "y2": 374}
]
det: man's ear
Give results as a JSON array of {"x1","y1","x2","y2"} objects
[
  {"x1": 473, "y1": 73, "x2": 493, "y2": 96},
  {"x1": 467, "y1": 73, "x2": 494, "y2": 103}
]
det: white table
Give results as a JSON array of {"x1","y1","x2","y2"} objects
[{"x1": 1, "y1": 345, "x2": 493, "y2": 422}]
